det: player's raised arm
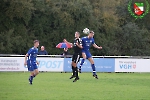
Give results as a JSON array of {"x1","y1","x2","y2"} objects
[
  {"x1": 90, "y1": 35, "x2": 102, "y2": 50},
  {"x1": 63, "y1": 39, "x2": 73, "y2": 46},
  {"x1": 93, "y1": 43, "x2": 102, "y2": 49}
]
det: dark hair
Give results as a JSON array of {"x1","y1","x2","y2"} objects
[
  {"x1": 89, "y1": 31, "x2": 94, "y2": 34},
  {"x1": 34, "y1": 40, "x2": 39, "y2": 43}
]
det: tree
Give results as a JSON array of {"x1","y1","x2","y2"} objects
[{"x1": 0, "y1": 0, "x2": 150, "y2": 56}]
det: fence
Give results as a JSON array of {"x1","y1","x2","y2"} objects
[{"x1": 0, "y1": 55, "x2": 150, "y2": 72}]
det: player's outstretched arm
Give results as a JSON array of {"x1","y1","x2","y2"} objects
[
  {"x1": 63, "y1": 39, "x2": 73, "y2": 46},
  {"x1": 93, "y1": 44, "x2": 102, "y2": 49}
]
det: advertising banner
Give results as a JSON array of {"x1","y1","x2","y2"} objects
[
  {"x1": 2, "y1": 57, "x2": 150, "y2": 72},
  {"x1": 0, "y1": 57, "x2": 25, "y2": 71},
  {"x1": 115, "y1": 59, "x2": 150, "y2": 72},
  {"x1": 37, "y1": 58, "x2": 64, "y2": 72},
  {"x1": 64, "y1": 58, "x2": 115, "y2": 72},
  {"x1": 0, "y1": 57, "x2": 64, "y2": 72}
]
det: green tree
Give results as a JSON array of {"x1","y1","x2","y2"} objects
[{"x1": 0, "y1": 0, "x2": 150, "y2": 56}]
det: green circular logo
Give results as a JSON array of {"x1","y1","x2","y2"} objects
[{"x1": 128, "y1": 0, "x2": 150, "y2": 19}]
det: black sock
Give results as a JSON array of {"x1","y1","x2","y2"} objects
[
  {"x1": 75, "y1": 67, "x2": 79, "y2": 78},
  {"x1": 72, "y1": 66, "x2": 76, "y2": 76}
]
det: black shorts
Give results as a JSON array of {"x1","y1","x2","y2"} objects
[{"x1": 72, "y1": 53, "x2": 81, "y2": 63}]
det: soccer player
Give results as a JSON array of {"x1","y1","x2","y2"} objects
[
  {"x1": 24, "y1": 40, "x2": 40, "y2": 85},
  {"x1": 64, "y1": 32, "x2": 82, "y2": 82},
  {"x1": 79, "y1": 31, "x2": 102, "y2": 79}
]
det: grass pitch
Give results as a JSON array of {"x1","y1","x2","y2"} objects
[{"x1": 0, "y1": 72, "x2": 150, "y2": 100}]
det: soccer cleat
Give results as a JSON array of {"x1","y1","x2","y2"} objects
[
  {"x1": 78, "y1": 68, "x2": 81, "y2": 73},
  {"x1": 69, "y1": 75, "x2": 76, "y2": 79},
  {"x1": 93, "y1": 74, "x2": 98, "y2": 79},
  {"x1": 73, "y1": 77, "x2": 79, "y2": 82},
  {"x1": 28, "y1": 78, "x2": 32, "y2": 85}
]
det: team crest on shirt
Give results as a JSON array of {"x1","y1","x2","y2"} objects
[{"x1": 90, "y1": 40, "x2": 92, "y2": 42}]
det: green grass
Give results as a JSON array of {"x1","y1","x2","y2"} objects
[{"x1": 0, "y1": 72, "x2": 150, "y2": 100}]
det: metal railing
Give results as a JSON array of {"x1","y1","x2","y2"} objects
[
  {"x1": 0, "y1": 54, "x2": 150, "y2": 59},
  {"x1": 0, "y1": 54, "x2": 149, "y2": 58}
]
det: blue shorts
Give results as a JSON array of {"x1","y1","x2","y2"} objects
[
  {"x1": 82, "y1": 49, "x2": 92, "y2": 59},
  {"x1": 27, "y1": 60, "x2": 38, "y2": 71}
]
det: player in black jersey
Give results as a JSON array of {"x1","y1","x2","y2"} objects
[{"x1": 64, "y1": 32, "x2": 82, "y2": 82}]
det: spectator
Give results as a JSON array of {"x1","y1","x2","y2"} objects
[
  {"x1": 38, "y1": 46, "x2": 48, "y2": 55},
  {"x1": 61, "y1": 48, "x2": 69, "y2": 56}
]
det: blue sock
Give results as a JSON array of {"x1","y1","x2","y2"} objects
[
  {"x1": 79, "y1": 59, "x2": 85, "y2": 69},
  {"x1": 91, "y1": 64, "x2": 96, "y2": 75},
  {"x1": 29, "y1": 76, "x2": 34, "y2": 81}
]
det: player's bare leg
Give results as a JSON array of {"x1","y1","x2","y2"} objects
[
  {"x1": 79, "y1": 53, "x2": 86, "y2": 73},
  {"x1": 33, "y1": 69, "x2": 39, "y2": 77},
  {"x1": 88, "y1": 57, "x2": 98, "y2": 79}
]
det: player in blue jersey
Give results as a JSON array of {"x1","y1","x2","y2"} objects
[
  {"x1": 24, "y1": 40, "x2": 40, "y2": 85},
  {"x1": 79, "y1": 31, "x2": 102, "y2": 79}
]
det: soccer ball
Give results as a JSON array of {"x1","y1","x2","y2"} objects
[{"x1": 83, "y1": 28, "x2": 90, "y2": 34}]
